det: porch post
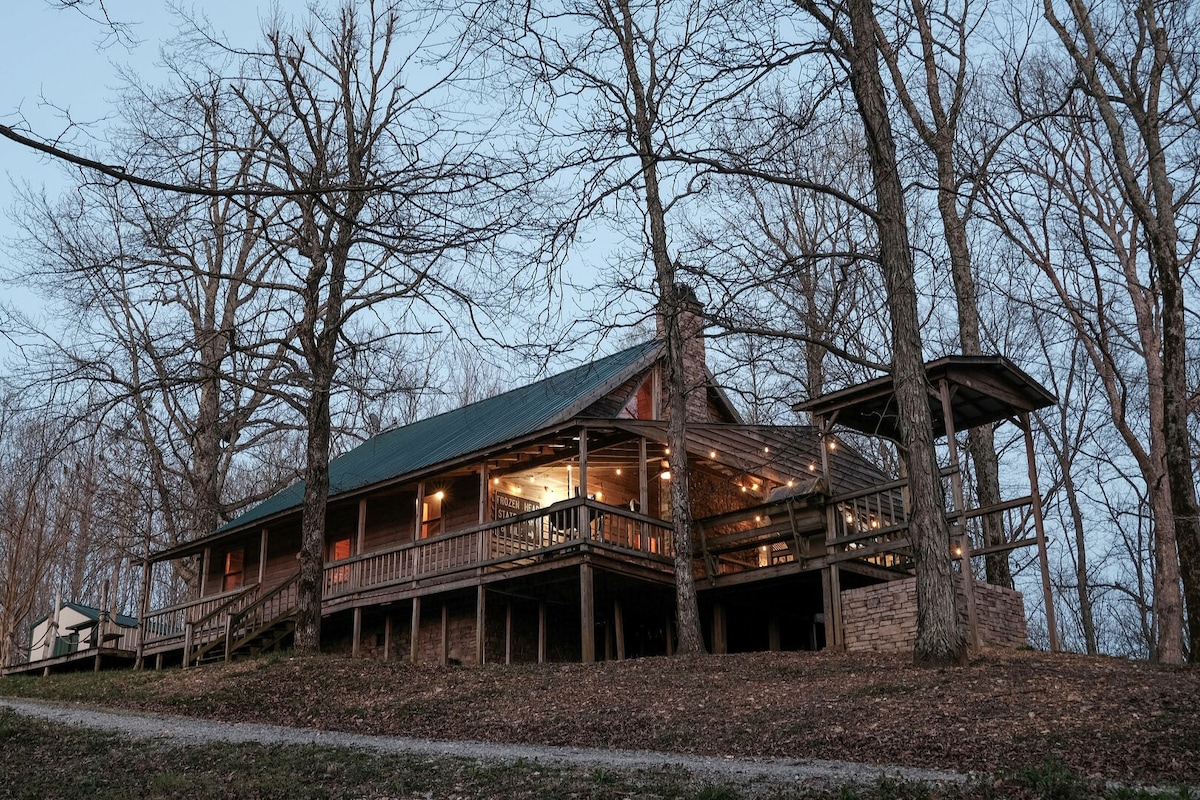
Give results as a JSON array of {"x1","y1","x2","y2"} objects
[
  {"x1": 410, "y1": 597, "x2": 421, "y2": 664},
  {"x1": 578, "y1": 426, "x2": 589, "y2": 497},
  {"x1": 712, "y1": 601, "x2": 727, "y2": 655},
  {"x1": 537, "y1": 601, "x2": 547, "y2": 664},
  {"x1": 352, "y1": 607, "x2": 362, "y2": 658},
  {"x1": 383, "y1": 612, "x2": 392, "y2": 662},
  {"x1": 440, "y1": 601, "x2": 449, "y2": 665},
  {"x1": 1022, "y1": 412, "x2": 1060, "y2": 652},
  {"x1": 613, "y1": 599, "x2": 625, "y2": 661},
  {"x1": 258, "y1": 528, "x2": 269, "y2": 585},
  {"x1": 939, "y1": 379, "x2": 980, "y2": 652},
  {"x1": 505, "y1": 601, "x2": 513, "y2": 665},
  {"x1": 638, "y1": 437, "x2": 649, "y2": 546},
  {"x1": 200, "y1": 547, "x2": 211, "y2": 598},
  {"x1": 356, "y1": 500, "x2": 367, "y2": 555},
  {"x1": 476, "y1": 586, "x2": 486, "y2": 665},
  {"x1": 479, "y1": 462, "x2": 489, "y2": 524},
  {"x1": 415, "y1": 482, "x2": 425, "y2": 540},
  {"x1": 580, "y1": 562, "x2": 595, "y2": 663},
  {"x1": 135, "y1": 558, "x2": 152, "y2": 670},
  {"x1": 768, "y1": 614, "x2": 781, "y2": 652}
]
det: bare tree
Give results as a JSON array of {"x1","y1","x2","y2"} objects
[
  {"x1": 1041, "y1": 0, "x2": 1200, "y2": 660},
  {"x1": 211, "y1": 1, "x2": 520, "y2": 652},
  {"x1": 984, "y1": 52, "x2": 1192, "y2": 660},
  {"x1": 792, "y1": 0, "x2": 966, "y2": 665},
  {"x1": 473, "y1": 0, "x2": 795, "y2": 654}
]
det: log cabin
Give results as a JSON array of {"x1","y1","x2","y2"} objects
[{"x1": 5, "y1": 301, "x2": 1056, "y2": 676}]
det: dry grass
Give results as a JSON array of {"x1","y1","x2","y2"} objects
[{"x1": 3, "y1": 648, "x2": 1197, "y2": 787}]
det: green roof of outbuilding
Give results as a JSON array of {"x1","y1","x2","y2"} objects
[
  {"x1": 30, "y1": 602, "x2": 138, "y2": 631},
  {"x1": 217, "y1": 339, "x2": 661, "y2": 534}
]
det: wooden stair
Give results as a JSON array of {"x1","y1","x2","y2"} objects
[{"x1": 186, "y1": 570, "x2": 300, "y2": 667}]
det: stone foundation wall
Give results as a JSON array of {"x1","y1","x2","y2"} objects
[{"x1": 841, "y1": 577, "x2": 1027, "y2": 653}]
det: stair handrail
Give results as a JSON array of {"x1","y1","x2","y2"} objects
[
  {"x1": 190, "y1": 583, "x2": 260, "y2": 628},
  {"x1": 229, "y1": 569, "x2": 301, "y2": 633}
]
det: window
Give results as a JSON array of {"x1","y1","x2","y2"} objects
[
  {"x1": 422, "y1": 491, "x2": 444, "y2": 538},
  {"x1": 329, "y1": 538, "x2": 352, "y2": 586},
  {"x1": 331, "y1": 538, "x2": 351, "y2": 561},
  {"x1": 223, "y1": 549, "x2": 245, "y2": 592}
]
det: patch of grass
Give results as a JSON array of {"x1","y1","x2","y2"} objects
[{"x1": 6, "y1": 708, "x2": 1190, "y2": 800}]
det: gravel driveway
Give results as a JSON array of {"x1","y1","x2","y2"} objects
[{"x1": 1, "y1": 697, "x2": 966, "y2": 793}]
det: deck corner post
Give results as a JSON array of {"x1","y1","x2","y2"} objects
[
  {"x1": 580, "y1": 562, "x2": 595, "y2": 663},
  {"x1": 410, "y1": 597, "x2": 421, "y2": 664}
]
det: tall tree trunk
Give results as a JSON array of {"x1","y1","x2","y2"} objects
[
  {"x1": 802, "y1": 0, "x2": 965, "y2": 665},
  {"x1": 608, "y1": 0, "x2": 705, "y2": 654}
]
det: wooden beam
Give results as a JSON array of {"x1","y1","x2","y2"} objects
[
  {"x1": 768, "y1": 614, "x2": 781, "y2": 652},
  {"x1": 258, "y1": 528, "x2": 269, "y2": 585},
  {"x1": 410, "y1": 597, "x2": 421, "y2": 664},
  {"x1": 479, "y1": 462, "x2": 489, "y2": 524},
  {"x1": 505, "y1": 602, "x2": 513, "y2": 665},
  {"x1": 440, "y1": 602, "x2": 449, "y2": 666},
  {"x1": 537, "y1": 601, "x2": 546, "y2": 664},
  {"x1": 383, "y1": 613, "x2": 392, "y2": 662},
  {"x1": 476, "y1": 586, "x2": 486, "y2": 665},
  {"x1": 613, "y1": 600, "x2": 625, "y2": 661},
  {"x1": 200, "y1": 547, "x2": 211, "y2": 598},
  {"x1": 357, "y1": 499, "x2": 367, "y2": 555},
  {"x1": 664, "y1": 610, "x2": 673, "y2": 656},
  {"x1": 940, "y1": 379, "x2": 980, "y2": 653},
  {"x1": 352, "y1": 607, "x2": 362, "y2": 658},
  {"x1": 1022, "y1": 412, "x2": 1059, "y2": 653},
  {"x1": 580, "y1": 562, "x2": 595, "y2": 663},
  {"x1": 712, "y1": 601, "x2": 727, "y2": 655}
]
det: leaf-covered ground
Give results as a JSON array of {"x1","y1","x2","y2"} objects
[{"x1": 3, "y1": 649, "x2": 1196, "y2": 787}]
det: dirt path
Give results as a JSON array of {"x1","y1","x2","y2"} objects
[{"x1": 1, "y1": 697, "x2": 965, "y2": 792}]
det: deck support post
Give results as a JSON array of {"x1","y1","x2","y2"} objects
[
  {"x1": 200, "y1": 547, "x2": 211, "y2": 598},
  {"x1": 580, "y1": 562, "x2": 595, "y2": 663},
  {"x1": 135, "y1": 558, "x2": 152, "y2": 670},
  {"x1": 352, "y1": 607, "x2": 362, "y2": 658},
  {"x1": 479, "y1": 462, "x2": 489, "y2": 524},
  {"x1": 939, "y1": 379, "x2": 981, "y2": 652},
  {"x1": 440, "y1": 601, "x2": 449, "y2": 666},
  {"x1": 821, "y1": 566, "x2": 843, "y2": 650},
  {"x1": 155, "y1": 652, "x2": 163, "y2": 671},
  {"x1": 1022, "y1": 412, "x2": 1059, "y2": 653},
  {"x1": 613, "y1": 600, "x2": 625, "y2": 661},
  {"x1": 768, "y1": 614, "x2": 781, "y2": 652},
  {"x1": 712, "y1": 601, "x2": 727, "y2": 655},
  {"x1": 410, "y1": 597, "x2": 421, "y2": 664},
  {"x1": 537, "y1": 601, "x2": 547, "y2": 663},
  {"x1": 356, "y1": 500, "x2": 367, "y2": 556},
  {"x1": 505, "y1": 602, "x2": 513, "y2": 665},
  {"x1": 383, "y1": 613, "x2": 392, "y2": 662},
  {"x1": 258, "y1": 528, "x2": 269, "y2": 585},
  {"x1": 664, "y1": 610, "x2": 673, "y2": 656},
  {"x1": 476, "y1": 586, "x2": 486, "y2": 665}
]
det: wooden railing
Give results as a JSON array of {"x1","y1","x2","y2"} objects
[
  {"x1": 323, "y1": 497, "x2": 673, "y2": 600},
  {"x1": 141, "y1": 585, "x2": 255, "y2": 650},
  {"x1": 222, "y1": 570, "x2": 301, "y2": 661}
]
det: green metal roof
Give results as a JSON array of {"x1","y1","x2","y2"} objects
[
  {"x1": 217, "y1": 339, "x2": 662, "y2": 534},
  {"x1": 30, "y1": 602, "x2": 138, "y2": 631}
]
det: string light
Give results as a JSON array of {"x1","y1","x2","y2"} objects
[{"x1": 709, "y1": 450, "x2": 717, "y2": 459}]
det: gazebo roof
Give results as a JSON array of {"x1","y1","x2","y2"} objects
[{"x1": 793, "y1": 355, "x2": 1056, "y2": 441}]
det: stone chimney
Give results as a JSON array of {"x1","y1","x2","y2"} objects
[{"x1": 656, "y1": 284, "x2": 710, "y2": 423}]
